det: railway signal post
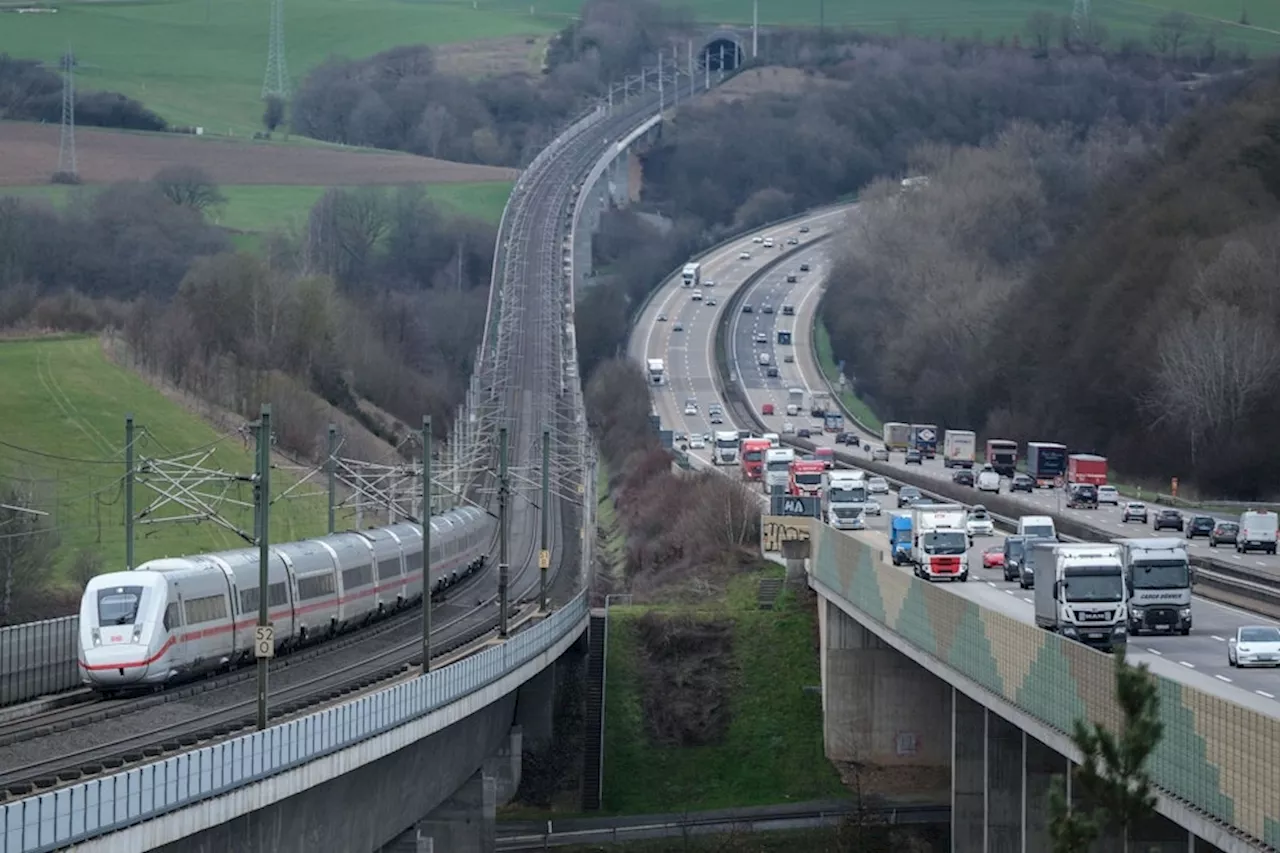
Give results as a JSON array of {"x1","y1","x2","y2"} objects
[
  {"x1": 255, "y1": 404, "x2": 272, "y2": 732},
  {"x1": 422, "y1": 415, "x2": 432, "y2": 673},
  {"x1": 499, "y1": 427, "x2": 509, "y2": 639}
]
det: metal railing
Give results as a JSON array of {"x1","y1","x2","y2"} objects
[{"x1": 0, "y1": 592, "x2": 588, "y2": 853}]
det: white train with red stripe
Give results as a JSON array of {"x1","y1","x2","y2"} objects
[{"x1": 78, "y1": 507, "x2": 495, "y2": 691}]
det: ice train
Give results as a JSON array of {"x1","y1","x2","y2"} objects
[{"x1": 79, "y1": 506, "x2": 496, "y2": 692}]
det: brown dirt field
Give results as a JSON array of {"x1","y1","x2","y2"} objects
[
  {"x1": 0, "y1": 121, "x2": 519, "y2": 187},
  {"x1": 433, "y1": 35, "x2": 548, "y2": 79}
]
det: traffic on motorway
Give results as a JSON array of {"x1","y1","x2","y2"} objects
[{"x1": 632, "y1": 207, "x2": 1280, "y2": 715}]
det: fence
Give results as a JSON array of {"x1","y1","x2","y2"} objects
[
  {"x1": 0, "y1": 618, "x2": 80, "y2": 707},
  {"x1": 0, "y1": 591, "x2": 588, "y2": 853}
]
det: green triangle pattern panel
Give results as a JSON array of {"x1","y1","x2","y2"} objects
[
  {"x1": 1015, "y1": 637, "x2": 1088, "y2": 734},
  {"x1": 1148, "y1": 680, "x2": 1234, "y2": 827},
  {"x1": 946, "y1": 604, "x2": 1005, "y2": 696},
  {"x1": 1265, "y1": 816, "x2": 1280, "y2": 848},
  {"x1": 849, "y1": 537, "x2": 888, "y2": 623},
  {"x1": 894, "y1": 578, "x2": 940, "y2": 656}
]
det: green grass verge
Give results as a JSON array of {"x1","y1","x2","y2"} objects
[
  {"x1": 602, "y1": 566, "x2": 845, "y2": 814},
  {"x1": 0, "y1": 0, "x2": 557, "y2": 135},
  {"x1": 813, "y1": 321, "x2": 882, "y2": 435},
  {"x1": 0, "y1": 181, "x2": 513, "y2": 231},
  {"x1": 0, "y1": 336, "x2": 329, "y2": 584}
]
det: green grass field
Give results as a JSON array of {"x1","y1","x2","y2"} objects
[
  {"x1": 0, "y1": 180, "x2": 512, "y2": 231},
  {"x1": 0, "y1": 336, "x2": 332, "y2": 583},
  {"x1": 601, "y1": 567, "x2": 846, "y2": 814},
  {"x1": 0, "y1": 0, "x2": 557, "y2": 135}
]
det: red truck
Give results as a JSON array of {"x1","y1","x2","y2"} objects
[{"x1": 1067, "y1": 454, "x2": 1108, "y2": 485}]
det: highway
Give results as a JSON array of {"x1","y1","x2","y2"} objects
[{"x1": 631, "y1": 206, "x2": 1280, "y2": 717}]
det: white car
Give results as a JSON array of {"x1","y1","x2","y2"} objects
[
  {"x1": 965, "y1": 507, "x2": 995, "y2": 537},
  {"x1": 1228, "y1": 625, "x2": 1280, "y2": 668},
  {"x1": 1097, "y1": 485, "x2": 1119, "y2": 505},
  {"x1": 867, "y1": 476, "x2": 889, "y2": 495},
  {"x1": 782, "y1": 421, "x2": 796, "y2": 435},
  {"x1": 739, "y1": 251, "x2": 751, "y2": 260}
]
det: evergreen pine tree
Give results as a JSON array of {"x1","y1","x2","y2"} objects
[{"x1": 1049, "y1": 645, "x2": 1164, "y2": 852}]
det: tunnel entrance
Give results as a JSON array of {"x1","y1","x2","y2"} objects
[{"x1": 700, "y1": 38, "x2": 743, "y2": 73}]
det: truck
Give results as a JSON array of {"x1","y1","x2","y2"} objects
[
  {"x1": 910, "y1": 424, "x2": 939, "y2": 459},
  {"x1": 942, "y1": 430, "x2": 976, "y2": 469},
  {"x1": 713, "y1": 430, "x2": 740, "y2": 466},
  {"x1": 1030, "y1": 542, "x2": 1127, "y2": 651},
  {"x1": 739, "y1": 438, "x2": 771, "y2": 481},
  {"x1": 889, "y1": 513, "x2": 914, "y2": 565},
  {"x1": 1067, "y1": 454, "x2": 1108, "y2": 486},
  {"x1": 985, "y1": 439, "x2": 1018, "y2": 477},
  {"x1": 823, "y1": 412, "x2": 844, "y2": 433},
  {"x1": 789, "y1": 459, "x2": 826, "y2": 499},
  {"x1": 1116, "y1": 538, "x2": 1192, "y2": 636},
  {"x1": 646, "y1": 358, "x2": 665, "y2": 385},
  {"x1": 809, "y1": 392, "x2": 832, "y2": 418},
  {"x1": 681, "y1": 262, "x2": 700, "y2": 287},
  {"x1": 1026, "y1": 442, "x2": 1068, "y2": 488},
  {"x1": 786, "y1": 388, "x2": 805, "y2": 417},
  {"x1": 883, "y1": 422, "x2": 911, "y2": 453},
  {"x1": 911, "y1": 504, "x2": 969, "y2": 582},
  {"x1": 763, "y1": 447, "x2": 795, "y2": 494}
]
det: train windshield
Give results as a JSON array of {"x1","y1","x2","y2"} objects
[{"x1": 98, "y1": 586, "x2": 144, "y2": 625}]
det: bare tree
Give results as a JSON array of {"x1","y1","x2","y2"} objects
[{"x1": 152, "y1": 164, "x2": 226, "y2": 213}]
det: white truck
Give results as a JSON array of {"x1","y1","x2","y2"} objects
[
  {"x1": 1116, "y1": 538, "x2": 1192, "y2": 636},
  {"x1": 1030, "y1": 542, "x2": 1128, "y2": 651},
  {"x1": 911, "y1": 504, "x2": 969, "y2": 582},
  {"x1": 646, "y1": 358, "x2": 665, "y2": 385},
  {"x1": 713, "y1": 430, "x2": 740, "y2": 466},
  {"x1": 942, "y1": 430, "x2": 976, "y2": 469},
  {"x1": 763, "y1": 447, "x2": 795, "y2": 493},
  {"x1": 827, "y1": 470, "x2": 872, "y2": 531},
  {"x1": 681, "y1": 262, "x2": 701, "y2": 287}
]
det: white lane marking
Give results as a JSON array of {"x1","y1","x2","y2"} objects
[
  {"x1": 1257, "y1": 690, "x2": 1276, "y2": 699},
  {"x1": 1215, "y1": 674, "x2": 1232, "y2": 683},
  {"x1": 1178, "y1": 660, "x2": 1195, "y2": 669}
]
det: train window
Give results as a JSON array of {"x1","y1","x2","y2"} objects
[
  {"x1": 97, "y1": 586, "x2": 144, "y2": 626},
  {"x1": 297, "y1": 572, "x2": 336, "y2": 600},
  {"x1": 342, "y1": 564, "x2": 374, "y2": 589},
  {"x1": 377, "y1": 558, "x2": 401, "y2": 580},
  {"x1": 183, "y1": 595, "x2": 228, "y2": 625},
  {"x1": 162, "y1": 602, "x2": 181, "y2": 632}
]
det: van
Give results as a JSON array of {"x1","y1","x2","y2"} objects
[
  {"x1": 758, "y1": 352, "x2": 771, "y2": 366},
  {"x1": 1017, "y1": 515, "x2": 1057, "y2": 541},
  {"x1": 1238, "y1": 510, "x2": 1278, "y2": 555}
]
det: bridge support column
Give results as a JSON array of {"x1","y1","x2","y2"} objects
[
  {"x1": 417, "y1": 768, "x2": 497, "y2": 853},
  {"x1": 515, "y1": 663, "x2": 556, "y2": 750},
  {"x1": 817, "y1": 598, "x2": 950, "y2": 767}
]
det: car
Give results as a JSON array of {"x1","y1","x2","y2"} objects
[
  {"x1": 897, "y1": 486, "x2": 922, "y2": 508},
  {"x1": 982, "y1": 545, "x2": 1005, "y2": 569},
  {"x1": 952, "y1": 469, "x2": 975, "y2": 487},
  {"x1": 1227, "y1": 625, "x2": 1280, "y2": 668},
  {"x1": 706, "y1": 297, "x2": 717, "y2": 307},
  {"x1": 799, "y1": 225, "x2": 811, "y2": 233},
  {"x1": 798, "y1": 428, "x2": 811, "y2": 439},
  {"x1": 742, "y1": 304, "x2": 753, "y2": 314},
  {"x1": 739, "y1": 251, "x2": 752, "y2": 260},
  {"x1": 1122, "y1": 502, "x2": 1148, "y2": 523},
  {"x1": 657, "y1": 313, "x2": 667, "y2": 322},
  {"x1": 799, "y1": 262, "x2": 811, "y2": 272},
  {"x1": 762, "y1": 403, "x2": 775, "y2": 416},
  {"x1": 755, "y1": 332, "x2": 768, "y2": 344},
  {"x1": 872, "y1": 448, "x2": 890, "y2": 462},
  {"x1": 905, "y1": 449, "x2": 923, "y2": 465},
  {"x1": 766, "y1": 366, "x2": 779, "y2": 378},
  {"x1": 1210, "y1": 521, "x2": 1239, "y2": 547},
  {"x1": 1097, "y1": 485, "x2": 1119, "y2": 505},
  {"x1": 966, "y1": 507, "x2": 995, "y2": 537},
  {"x1": 1185, "y1": 514, "x2": 1215, "y2": 539},
  {"x1": 1153, "y1": 509, "x2": 1184, "y2": 532},
  {"x1": 786, "y1": 274, "x2": 797, "y2": 283},
  {"x1": 868, "y1": 476, "x2": 889, "y2": 495},
  {"x1": 673, "y1": 322, "x2": 684, "y2": 332},
  {"x1": 782, "y1": 421, "x2": 796, "y2": 435},
  {"x1": 1009, "y1": 473, "x2": 1034, "y2": 493},
  {"x1": 762, "y1": 305, "x2": 774, "y2": 314}
]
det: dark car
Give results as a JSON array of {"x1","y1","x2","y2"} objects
[
  {"x1": 1153, "y1": 509, "x2": 1184, "y2": 532},
  {"x1": 742, "y1": 304, "x2": 753, "y2": 313},
  {"x1": 897, "y1": 486, "x2": 922, "y2": 508},
  {"x1": 1185, "y1": 514, "x2": 1215, "y2": 539},
  {"x1": 1010, "y1": 473, "x2": 1034, "y2": 493},
  {"x1": 953, "y1": 469, "x2": 975, "y2": 487},
  {"x1": 1210, "y1": 521, "x2": 1239, "y2": 547},
  {"x1": 905, "y1": 449, "x2": 923, "y2": 465}
]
